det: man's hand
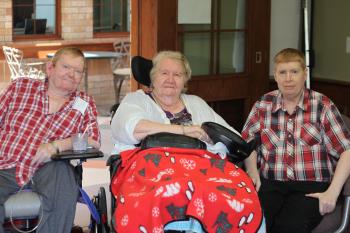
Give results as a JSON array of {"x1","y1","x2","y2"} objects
[
  {"x1": 243, "y1": 151, "x2": 261, "y2": 191},
  {"x1": 246, "y1": 169, "x2": 261, "y2": 191},
  {"x1": 306, "y1": 190, "x2": 338, "y2": 215},
  {"x1": 31, "y1": 143, "x2": 56, "y2": 166}
]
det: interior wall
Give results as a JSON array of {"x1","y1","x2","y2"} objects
[
  {"x1": 269, "y1": 0, "x2": 301, "y2": 76},
  {"x1": 270, "y1": 0, "x2": 350, "y2": 82},
  {"x1": 312, "y1": 0, "x2": 350, "y2": 82}
]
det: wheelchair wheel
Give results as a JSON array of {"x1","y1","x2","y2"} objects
[
  {"x1": 90, "y1": 187, "x2": 110, "y2": 233},
  {"x1": 3, "y1": 219, "x2": 39, "y2": 233}
]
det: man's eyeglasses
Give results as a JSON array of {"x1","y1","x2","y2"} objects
[{"x1": 60, "y1": 63, "x2": 84, "y2": 77}]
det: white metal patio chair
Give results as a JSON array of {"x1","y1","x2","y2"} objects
[
  {"x1": 111, "y1": 41, "x2": 131, "y2": 103},
  {"x1": 2, "y1": 46, "x2": 46, "y2": 80}
]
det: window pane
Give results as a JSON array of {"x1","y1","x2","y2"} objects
[
  {"x1": 37, "y1": 0, "x2": 55, "y2": 4},
  {"x1": 179, "y1": 0, "x2": 247, "y2": 76},
  {"x1": 13, "y1": 0, "x2": 55, "y2": 35},
  {"x1": 13, "y1": 6, "x2": 33, "y2": 30},
  {"x1": 183, "y1": 33, "x2": 211, "y2": 76},
  {"x1": 36, "y1": 5, "x2": 56, "y2": 34},
  {"x1": 94, "y1": 0, "x2": 108, "y2": 31},
  {"x1": 219, "y1": 32, "x2": 245, "y2": 73},
  {"x1": 93, "y1": 0, "x2": 130, "y2": 32},
  {"x1": 220, "y1": 0, "x2": 246, "y2": 30},
  {"x1": 14, "y1": 0, "x2": 32, "y2": 4}
]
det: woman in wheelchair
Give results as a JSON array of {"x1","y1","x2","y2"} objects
[
  {"x1": 0, "y1": 47, "x2": 101, "y2": 233},
  {"x1": 110, "y1": 51, "x2": 263, "y2": 233}
]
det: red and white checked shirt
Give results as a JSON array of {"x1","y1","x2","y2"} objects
[
  {"x1": 0, "y1": 77, "x2": 101, "y2": 185},
  {"x1": 242, "y1": 89, "x2": 350, "y2": 182}
]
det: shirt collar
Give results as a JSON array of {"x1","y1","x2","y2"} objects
[
  {"x1": 37, "y1": 78, "x2": 48, "y2": 94},
  {"x1": 41, "y1": 78, "x2": 78, "y2": 100},
  {"x1": 272, "y1": 88, "x2": 308, "y2": 113}
]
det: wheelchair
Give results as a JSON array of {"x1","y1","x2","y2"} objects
[
  {"x1": 3, "y1": 149, "x2": 104, "y2": 233},
  {"x1": 90, "y1": 56, "x2": 264, "y2": 233}
]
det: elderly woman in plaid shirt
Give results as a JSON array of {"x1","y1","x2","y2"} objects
[
  {"x1": 0, "y1": 47, "x2": 101, "y2": 233},
  {"x1": 242, "y1": 48, "x2": 350, "y2": 233}
]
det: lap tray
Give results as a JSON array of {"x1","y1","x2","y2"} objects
[{"x1": 51, "y1": 148, "x2": 104, "y2": 161}]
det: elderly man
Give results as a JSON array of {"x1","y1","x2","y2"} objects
[
  {"x1": 242, "y1": 48, "x2": 350, "y2": 233},
  {"x1": 0, "y1": 47, "x2": 101, "y2": 233}
]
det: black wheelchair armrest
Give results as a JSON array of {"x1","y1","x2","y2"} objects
[
  {"x1": 201, "y1": 122, "x2": 255, "y2": 163},
  {"x1": 339, "y1": 176, "x2": 350, "y2": 232},
  {"x1": 138, "y1": 123, "x2": 255, "y2": 164},
  {"x1": 343, "y1": 175, "x2": 350, "y2": 196},
  {"x1": 140, "y1": 132, "x2": 206, "y2": 150},
  {"x1": 313, "y1": 175, "x2": 350, "y2": 233},
  {"x1": 107, "y1": 154, "x2": 121, "y2": 167},
  {"x1": 51, "y1": 148, "x2": 104, "y2": 161},
  {"x1": 107, "y1": 154, "x2": 122, "y2": 180}
]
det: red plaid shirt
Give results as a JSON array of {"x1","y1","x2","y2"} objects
[
  {"x1": 0, "y1": 78, "x2": 101, "y2": 185},
  {"x1": 242, "y1": 89, "x2": 350, "y2": 182}
]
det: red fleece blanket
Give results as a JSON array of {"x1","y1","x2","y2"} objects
[{"x1": 112, "y1": 147, "x2": 262, "y2": 233}]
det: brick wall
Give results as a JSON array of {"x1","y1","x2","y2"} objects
[
  {"x1": 61, "y1": 0, "x2": 93, "y2": 40},
  {"x1": 0, "y1": 0, "x2": 12, "y2": 42},
  {"x1": 87, "y1": 59, "x2": 130, "y2": 116},
  {"x1": 0, "y1": 0, "x2": 131, "y2": 116}
]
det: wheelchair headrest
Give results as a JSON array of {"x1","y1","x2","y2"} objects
[
  {"x1": 201, "y1": 122, "x2": 256, "y2": 163},
  {"x1": 131, "y1": 56, "x2": 153, "y2": 87}
]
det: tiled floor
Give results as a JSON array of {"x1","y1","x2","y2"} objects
[{"x1": 74, "y1": 116, "x2": 113, "y2": 229}]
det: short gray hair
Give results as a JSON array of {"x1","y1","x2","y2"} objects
[
  {"x1": 51, "y1": 47, "x2": 86, "y2": 70},
  {"x1": 150, "y1": 51, "x2": 192, "y2": 91}
]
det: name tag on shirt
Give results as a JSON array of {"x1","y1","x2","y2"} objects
[{"x1": 72, "y1": 97, "x2": 88, "y2": 115}]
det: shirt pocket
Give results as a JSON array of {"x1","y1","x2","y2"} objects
[
  {"x1": 298, "y1": 123, "x2": 322, "y2": 147},
  {"x1": 260, "y1": 128, "x2": 285, "y2": 162}
]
